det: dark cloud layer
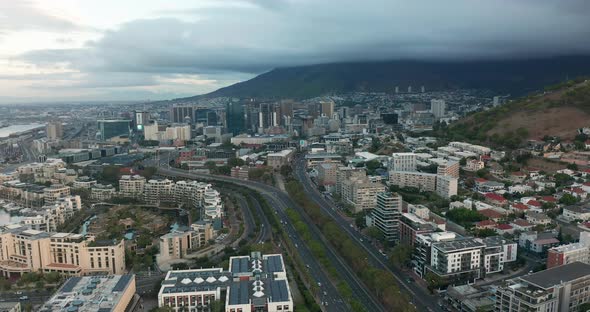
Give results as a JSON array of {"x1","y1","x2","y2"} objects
[{"x1": 7, "y1": 0, "x2": 590, "y2": 101}]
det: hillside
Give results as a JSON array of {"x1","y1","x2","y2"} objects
[
  {"x1": 173, "y1": 55, "x2": 590, "y2": 101},
  {"x1": 447, "y1": 78, "x2": 590, "y2": 148}
]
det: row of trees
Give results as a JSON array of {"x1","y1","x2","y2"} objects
[{"x1": 285, "y1": 180, "x2": 415, "y2": 311}]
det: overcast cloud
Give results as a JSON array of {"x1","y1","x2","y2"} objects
[{"x1": 2, "y1": 0, "x2": 590, "y2": 102}]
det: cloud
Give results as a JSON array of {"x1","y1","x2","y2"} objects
[
  {"x1": 8, "y1": 0, "x2": 590, "y2": 101},
  {"x1": 0, "y1": 0, "x2": 88, "y2": 34}
]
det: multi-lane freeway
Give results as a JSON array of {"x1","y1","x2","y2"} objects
[
  {"x1": 293, "y1": 155, "x2": 443, "y2": 312},
  {"x1": 151, "y1": 154, "x2": 383, "y2": 311}
]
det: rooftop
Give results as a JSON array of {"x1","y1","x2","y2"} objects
[
  {"x1": 39, "y1": 275, "x2": 135, "y2": 312},
  {"x1": 520, "y1": 262, "x2": 590, "y2": 289},
  {"x1": 433, "y1": 237, "x2": 485, "y2": 253}
]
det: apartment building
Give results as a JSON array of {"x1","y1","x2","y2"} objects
[
  {"x1": 0, "y1": 181, "x2": 45, "y2": 207},
  {"x1": 43, "y1": 184, "x2": 71, "y2": 205},
  {"x1": 144, "y1": 179, "x2": 174, "y2": 205},
  {"x1": 317, "y1": 163, "x2": 337, "y2": 186},
  {"x1": 390, "y1": 171, "x2": 437, "y2": 192},
  {"x1": 335, "y1": 166, "x2": 365, "y2": 195},
  {"x1": 16, "y1": 158, "x2": 66, "y2": 183},
  {"x1": 437, "y1": 161, "x2": 460, "y2": 178},
  {"x1": 342, "y1": 177, "x2": 386, "y2": 213},
  {"x1": 0, "y1": 224, "x2": 125, "y2": 278},
  {"x1": 370, "y1": 192, "x2": 403, "y2": 242},
  {"x1": 429, "y1": 237, "x2": 485, "y2": 284},
  {"x1": 72, "y1": 176, "x2": 97, "y2": 189},
  {"x1": 203, "y1": 188, "x2": 223, "y2": 219},
  {"x1": 436, "y1": 175, "x2": 458, "y2": 199},
  {"x1": 391, "y1": 153, "x2": 417, "y2": 172},
  {"x1": 547, "y1": 232, "x2": 590, "y2": 268},
  {"x1": 158, "y1": 222, "x2": 214, "y2": 262},
  {"x1": 398, "y1": 213, "x2": 436, "y2": 247},
  {"x1": 90, "y1": 184, "x2": 116, "y2": 201},
  {"x1": 43, "y1": 195, "x2": 83, "y2": 232},
  {"x1": 119, "y1": 174, "x2": 146, "y2": 198},
  {"x1": 158, "y1": 253, "x2": 293, "y2": 312},
  {"x1": 495, "y1": 262, "x2": 590, "y2": 312},
  {"x1": 476, "y1": 236, "x2": 517, "y2": 275}
]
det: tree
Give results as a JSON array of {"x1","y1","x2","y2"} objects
[
  {"x1": 228, "y1": 157, "x2": 245, "y2": 167},
  {"x1": 578, "y1": 302, "x2": 590, "y2": 312},
  {"x1": 390, "y1": 244, "x2": 413, "y2": 268},
  {"x1": 567, "y1": 163, "x2": 579, "y2": 171},
  {"x1": 279, "y1": 165, "x2": 293, "y2": 177},
  {"x1": 560, "y1": 193, "x2": 579, "y2": 206},
  {"x1": 476, "y1": 168, "x2": 489, "y2": 178},
  {"x1": 366, "y1": 226, "x2": 384, "y2": 242},
  {"x1": 459, "y1": 157, "x2": 467, "y2": 166}
]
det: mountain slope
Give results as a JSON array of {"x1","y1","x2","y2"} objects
[
  {"x1": 177, "y1": 56, "x2": 590, "y2": 100},
  {"x1": 446, "y1": 78, "x2": 590, "y2": 148}
]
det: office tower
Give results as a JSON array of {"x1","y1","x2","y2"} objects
[
  {"x1": 395, "y1": 86, "x2": 399, "y2": 93},
  {"x1": 46, "y1": 121, "x2": 63, "y2": 140},
  {"x1": 279, "y1": 100, "x2": 294, "y2": 119},
  {"x1": 225, "y1": 102, "x2": 246, "y2": 135},
  {"x1": 258, "y1": 103, "x2": 277, "y2": 132},
  {"x1": 133, "y1": 110, "x2": 150, "y2": 131},
  {"x1": 371, "y1": 192, "x2": 403, "y2": 242},
  {"x1": 421, "y1": 86, "x2": 425, "y2": 93},
  {"x1": 320, "y1": 100, "x2": 335, "y2": 117},
  {"x1": 381, "y1": 113, "x2": 398, "y2": 125},
  {"x1": 431, "y1": 99, "x2": 446, "y2": 119},
  {"x1": 408, "y1": 86, "x2": 412, "y2": 93},
  {"x1": 97, "y1": 119, "x2": 131, "y2": 140},
  {"x1": 493, "y1": 96, "x2": 501, "y2": 107},
  {"x1": 170, "y1": 105, "x2": 194, "y2": 123}
]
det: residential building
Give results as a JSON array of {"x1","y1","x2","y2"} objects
[
  {"x1": 90, "y1": 184, "x2": 116, "y2": 201},
  {"x1": 119, "y1": 175, "x2": 146, "y2": 198},
  {"x1": 342, "y1": 177, "x2": 386, "y2": 213},
  {"x1": 562, "y1": 204, "x2": 590, "y2": 221},
  {"x1": 72, "y1": 176, "x2": 97, "y2": 189},
  {"x1": 495, "y1": 262, "x2": 590, "y2": 312},
  {"x1": 144, "y1": 179, "x2": 174, "y2": 205},
  {"x1": 476, "y1": 236, "x2": 517, "y2": 275},
  {"x1": 335, "y1": 166, "x2": 365, "y2": 195},
  {"x1": 465, "y1": 159, "x2": 485, "y2": 172},
  {"x1": 317, "y1": 163, "x2": 337, "y2": 186},
  {"x1": 39, "y1": 274, "x2": 136, "y2": 312},
  {"x1": 158, "y1": 222, "x2": 214, "y2": 262},
  {"x1": 370, "y1": 192, "x2": 403, "y2": 243},
  {"x1": 547, "y1": 232, "x2": 590, "y2": 268},
  {"x1": 165, "y1": 124, "x2": 191, "y2": 141},
  {"x1": 519, "y1": 231, "x2": 559, "y2": 254},
  {"x1": 390, "y1": 171, "x2": 437, "y2": 192},
  {"x1": 436, "y1": 175, "x2": 458, "y2": 199},
  {"x1": 391, "y1": 153, "x2": 417, "y2": 172},
  {"x1": 446, "y1": 285, "x2": 494, "y2": 312},
  {"x1": 158, "y1": 253, "x2": 293, "y2": 312},
  {"x1": 437, "y1": 161, "x2": 460, "y2": 178},
  {"x1": 398, "y1": 213, "x2": 436, "y2": 247},
  {"x1": 429, "y1": 236, "x2": 485, "y2": 284},
  {"x1": 267, "y1": 149, "x2": 294, "y2": 169},
  {"x1": 0, "y1": 224, "x2": 125, "y2": 277},
  {"x1": 525, "y1": 211, "x2": 551, "y2": 225},
  {"x1": 43, "y1": 184, "x2": 71, "y2": 205}
]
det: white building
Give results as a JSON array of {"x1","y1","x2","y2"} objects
[
  {"x1": 431, "y1": 99, "x2": 446, "y2": 119},
  {"x1": 119, "y1": 175, "x2": 146, "y2": 198},
  {"x1": 390, "y1": 153, "x2": 417, "y2": 172},
  {"x1": 436, "y1": 175, "x2": 458, "y2": 199}
]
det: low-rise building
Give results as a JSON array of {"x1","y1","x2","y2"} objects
[
  {"x1": 547, "y1": 232, "x2": 590, "y2": 268},
  {"x1": 157, "y1": 253, "x2": 293, "y2": 312},
  {"x1": 519, "y1": 231, "x2": 559, "y2": 254},
  {"x1": 90, "y1": 184, "x2": 116, "y2": 201},
  {"x1": 72, "y1": 176, "x2": 97, "y2": 189},
  {"x1": 230, "y1": 166, "x2": 249, "y2": 180},
  {"x1": 39, "y1": 274, "x2": 136, "y2": 312},
  {"x1": 317, "y1": 163, "x2": 337, "y2": 186},
  {"x1": 267, "y1": 149, "x2": 294, "y2": 169},
  {"x1": 390, "y1": 171, "x2": 437, "y2": 192},
  {"x1": 562, "y1": 203, "x2": 590, "y2": 221}
]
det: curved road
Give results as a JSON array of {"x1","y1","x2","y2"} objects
[{"x1": 154, "y1": 156, "x2": 386, "y2": 312}]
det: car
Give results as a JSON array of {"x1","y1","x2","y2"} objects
[
  {"x1": 19, "y1": 296, "x2": 28, "y2": 301},
  {"x1": 359, "y1": 238, "x2": 363, "y2": 242},
  {"x1": 317, "y1": 282, "x2": 322, "y2": 287},
  {"x1": 15, "y1": 291, "x2": 23, "y2": 295}
]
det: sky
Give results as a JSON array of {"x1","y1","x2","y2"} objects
[{"x1": 1, "y1": 0, "x2": 590, "y2": 103}]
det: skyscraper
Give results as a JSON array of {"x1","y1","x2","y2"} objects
[
  {"x1": 97, "y1": 119, "x2": 131, "y2": 141},
  {"x1": 46, "y1": 121, "x2": 63, "y2": 140},
  {"x1": 320, "y1": 100, "x2": 335, "y2": 117},
  {"x1": 170, "y1": 105, "x2": 194, "y2": 124},
  {"x1": 226, "y1": 102, "x2": 246, "y2": 135},
  {"x1": 431, "y1": 99, "x2": 446, "y2": 119}
]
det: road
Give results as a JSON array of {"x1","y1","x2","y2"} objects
[
  {"x1": 151, "y1": 155, "x2": 381, "y2": 311},
  {"x1": 293, "y1": 155, "x2": 443, "y2": 312}
]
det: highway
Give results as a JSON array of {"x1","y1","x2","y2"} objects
[
  {"x1": 151, "y1": 156, "x2": 382, "y2": 311},
  {"x1": 293, "y1": 155, "x2": 443, "y2": 312}
]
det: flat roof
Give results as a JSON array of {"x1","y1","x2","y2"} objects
[
  {"x1": 433, "y1": 237, "x2": 485, "y2": 253},
  {"x1": 39, "y1": 275, "x2": 134, "y2": 312},
  {"x1": 520, "y1": 262, "x2": 590, "y2": 289}
]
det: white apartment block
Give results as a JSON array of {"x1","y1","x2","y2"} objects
[
  {"x1": 342, "y1": 177, "x2": 386, "y2": 213},
  {"x1": 72, "y1": 176, "x2": 97, "y2": 189},
  {"x1": 119, "y1": 174, "x2": 146, "y2": 198},
  {"x1": 43, "y1": 184, "x2": 71, "y2": 205},
  {"x1": 391, "y1": 153, "x2": 417, "y2": 172},
  {"x1": 436, "y1": 175, "x2": 458, "y2": 199},
  {"x1": 144, "y1": 179, "x2": 174, "y2": 205},
  {"x1": 16, "y1": 158, "x2": 66, "y2": 183},
  {"x1": 431, "y1": 99, "x2": 446, "y2": 119},
  {"x1": 390, "y1": 171, "x2": 437, "y2": 192},
  {"x1": 90, "y1": 184, "x2": 116, "y2": 201},
  {"x1": 371, "y1": 192, "x2": 403, "y2": 242}
]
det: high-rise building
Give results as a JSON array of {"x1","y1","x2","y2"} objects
[
  {"x1": 371, "y1": 192, "x2": 403, "y2": 242},
  {"x1": 170, "y1": 105, "x2": 194, "y2": 124},
  {"x1": 226, "y1": 102, "x2": 246, "y2": 135},
  {"x1": 133, "y1": 110, "x2": 150, "y2": 131},
  {"x1": 258, "y1": 103, "x2": 277, "y2": 132},
  {"x1": 431, "y1": 99, "x2": 446, "y2": 119},
  {"x1": 320, "y1": 100, "x2": 335, "y2": 117},
  {"x1": 46, "y1": 121, "x2": 63, "y2": 140},
  {"x1": 97, "y1": 119, "x2": 131, "y2": 141}
]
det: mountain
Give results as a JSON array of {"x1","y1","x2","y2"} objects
[
  {"x1": 176, "y1": 56, "x2": 590, "y2": 100},
  {"x1": 446, "y1": 78, "x2": 590, "y2": 148}
]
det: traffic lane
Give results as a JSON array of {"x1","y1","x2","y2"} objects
[
  {"x1": 157, "y1": 167, "x2": 379, "y2": 311},
  {"x1": 294, "y1": 160, "x2": 442, "y2": 312}
]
